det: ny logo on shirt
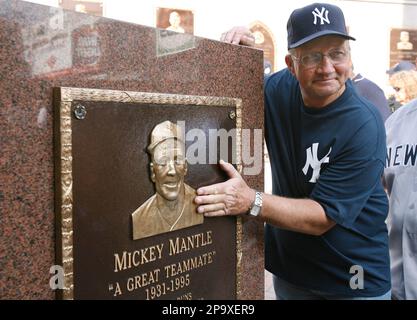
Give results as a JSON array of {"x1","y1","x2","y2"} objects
[{"x1": 302, "y1": 143, "x2": 332, "y2": 183}]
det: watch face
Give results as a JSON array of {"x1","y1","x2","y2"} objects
[
  {"x1": 249, "y1": 192, "x2": 262, "y2": 216},
  {"x1": 250, "y1": 205, "x2": 260, "y2": 216},
  {"x1": 255, "y1": 192, "x2": 262, "y2": 206}
]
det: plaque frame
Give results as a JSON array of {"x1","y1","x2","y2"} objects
[
  {"x1": 389, "y1": 27, "x2": 417, "y2": 68},
  {"x1": 54, "y1": 87, "x2": 243, "y2": 299}
]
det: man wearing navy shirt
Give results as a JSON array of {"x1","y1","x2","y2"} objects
[
  {"x1": 195, "y1": 2, "x2": 391, "y2": 300},
  {"x1": 351, "y1": 71, "x2": 391, "y2": 122}
]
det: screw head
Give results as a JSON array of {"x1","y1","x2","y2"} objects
[
  {"x1": 74, "y1": 104, "x2": 87, "y2": 120},
  {"x1": 229, "y1": 110, "x2": 236, "y2": 120}
]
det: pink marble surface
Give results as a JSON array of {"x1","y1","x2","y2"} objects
[{"x1": 0, "y1": 0, "x2": 264, "y2": 299}]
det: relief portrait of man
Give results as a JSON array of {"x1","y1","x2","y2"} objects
[
  {"x1": 166, "y1": 11, "x2": 185, "y2": 33},
  {"x1": 132, "y1": 120, "x2": 203, "y2": 240},
  {"x1": 397, "y1": 31, "x2": 413, "y2": 50}
]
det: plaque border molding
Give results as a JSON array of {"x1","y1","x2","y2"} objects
[{"x1": 55, "y1": 87, "x2": 243, "y2": 300}]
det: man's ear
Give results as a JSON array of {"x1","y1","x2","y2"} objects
[
  {"x1": 150, "y1": 162, "x2": 156, "y2": 182},
  {"x1": 285, "y1": 54, "x2": 296, "y2": 76},
  {"x1": 183, "y1": 160, "x2": 188, "y2": 176}
]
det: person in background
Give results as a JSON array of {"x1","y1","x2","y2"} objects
[
  {"x1": 350, "y1": 65, "x2": 391, "y2": 122},
  {"x1": 196, "y1": 3, "x2": 391, "y2": 300},
  {"x1": 389, "y1": 70, "x2": 417, "y2": 106},
  {"x1": 386, "y1": 61, "x2": 416, "y2": 77},
  {"x1": 386, "y1": 61, "x2": 416, "y2": 111},
  {"x1": 383, "y1": 96, "x2": 417, "y2": 300}
]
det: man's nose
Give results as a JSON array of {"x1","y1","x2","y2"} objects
[
  {"x1": 167, "y1": 160, "x2": 176, "y2": 175},
  {"x1": 317, "y1": 55, "x2": 335, "y2": 73}
]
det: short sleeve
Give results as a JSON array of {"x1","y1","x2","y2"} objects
[{"x1": 310, "y1": 118, "x2": 386, "y2": 228}]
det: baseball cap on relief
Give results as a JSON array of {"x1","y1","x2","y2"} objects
[{"x1": 147, "y1": 121, "x2": 185, "y2": 153}]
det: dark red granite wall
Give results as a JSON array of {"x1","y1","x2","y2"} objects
[{"x1": 0, "y1": 0, "x2": 264, "y2": 299}]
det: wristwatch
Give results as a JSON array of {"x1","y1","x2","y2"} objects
[{"x1": 248, "y1": 191, "x2": 263, "y2": 217}]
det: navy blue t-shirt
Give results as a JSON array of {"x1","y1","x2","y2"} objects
[{"x1": 264, "y1": 68, "x2": 391, "y2": 297}]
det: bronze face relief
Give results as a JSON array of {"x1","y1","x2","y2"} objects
[{"x1": 131, "y1": 121, "x2": 203, "y2": 240}]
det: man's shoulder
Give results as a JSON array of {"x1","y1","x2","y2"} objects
[
  {"x1": 183, "y1": 184, "x2": 202, "y2": 224},
  {"x1": 184, "y1": 183, "x2": 198, "y2": 212},
  {"x1": 184, "y1": 183, "x2": 196, "y2": 195},
  {"x1": 132, "y1": 194, "x2": 157, "y2": 219},
  {"x1": 347, "y1": 81, "x2": 385, "y2": 122},
  {"x1": 353, "y1": 74, "x2": 381, "y2": 91},
  {"x1": 386, "y1": 98, "x2": 417, "y2": 127},
  {"x1": 333, "y1": 83, "x2": 386, "y2": 154},
  {"x1": 265, "y1": 68, "x2": 297, "y2": 91},
  {"x1": 264, "y1": 68, "x2": 299, "y2": 113}
]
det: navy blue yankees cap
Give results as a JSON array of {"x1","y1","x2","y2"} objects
[
  {"x1": 386, "y1": 61, "x2": 416, "y2": 75},
  {"x1": 287, "y1": 3, "x2": 355, "y2": 49}
]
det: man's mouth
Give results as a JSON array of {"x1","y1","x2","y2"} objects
[
  {"x1": 314, "y1": 78, "x2": 335, "y2": 83},
  {"x1": 163, "y1": 182, "x2": 178, "y2": 188}
]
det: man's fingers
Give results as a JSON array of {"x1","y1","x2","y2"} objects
[
  {"x1": 202, "y1": 209, "x2": 228, "y2": 217},
  {"x1": 220, "y1": 32, "x2": 227, "y2": 42},
  {"x1": 231, "y1": 31, "x2": 242, "y2": 44},
  {"x1": 221, "y1": 31, "x2": 236, "y2": 42},
  {"x1": 197, "y1": 182, "x2": 225, "y2": 196},
  {"x1": 220, "y1": 27, "x2": 253, "y2": 45},
  {"x1": 195, "y1": 194, "x2": 224, "y2": 205},
  {"x1": 197, "y1": 203, "x2": 226, "y2": 214},
  {"x1": 240, "y1": 34, "x2": 255, "y2": 46},
  {"x1": 232, "y1": 31, "x2": 253, "y2": 45},
  {"x1": 219, "y1": 159, "x2": 240, "y2": 179},
  {"x1": 224, "y1": 30, "x2": 236, "y2": 44}
]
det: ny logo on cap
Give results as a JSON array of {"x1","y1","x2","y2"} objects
[{"x1": 312, "y1": 7, "x2": 330, "y2": 25}]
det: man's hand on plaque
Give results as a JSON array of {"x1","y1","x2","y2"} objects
[{"x1": 195, "y1": 160, "x2": 255, "y2": 217}]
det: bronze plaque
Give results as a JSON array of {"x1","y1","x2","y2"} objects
[
  {"x1": 54, "y1": 87, "x2": 242, "y2": 300},
  {"x1": 249, "y1": 22, "x2": 276, "y2": 76},
  {"x1": 156, "y1": 7, "x2": 194, "y2": 35},
  {"x1": 59, "y1": 0, "x2": 103, "y2": 16},
  {"x1": 72, "y1": 25, "x2": 101, "y2": 69},
  {"x1": 389, "y1": 28, "x2": 417, "y2": 68}
]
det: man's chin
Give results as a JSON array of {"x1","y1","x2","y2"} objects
[
  {"x1": 160, "y1": 190, "x2": 180, "y2": 201},
  {"x1": 313, "y1": 86, "x2": 342, "y2": 98}
]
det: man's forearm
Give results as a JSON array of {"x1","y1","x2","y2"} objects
[{"x1": 259, "y1": 194, "x2": 335, "y2": 236}]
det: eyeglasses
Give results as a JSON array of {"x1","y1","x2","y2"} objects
[
  {"x1": 154, "y1": 156, "x2": 186, "y2": 166},
  {"x1": 292, "y1": 49, "x2": 350, "y2": 69}
]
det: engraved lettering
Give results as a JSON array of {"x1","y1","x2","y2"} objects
[
  {"x1": 126, "y1": 269, "x2": 161, "y2": 291},
  {"x1": 114, "y1": 243, "x2": 164, "y2": 272},
  {"x1": 169, "y1": 231, "x2": 213, "y2": 255}
]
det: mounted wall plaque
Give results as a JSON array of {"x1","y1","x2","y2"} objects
[
  {"x1": 156, "y1": 7, "x2": 194, "y2": 34},
  {"x1": 389, "y1": 28, "x2": 417, "y2": 68},
  {"x1": 53, "y1": 87, "x2": 242, "y2": 300}
]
